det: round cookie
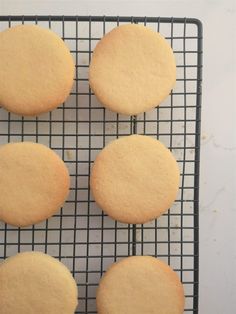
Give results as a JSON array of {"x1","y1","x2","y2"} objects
[
  {"x1": 97, "y1": 256, "x2": 185, "y2": 314},
  {"x1": 90, "y1": 135, "x2": 180, "y2": 224},
  {"x1": 0, "y1": 251, "x2": 78, "y2": 314},
  {"x1": 89, "y1": 24, "x2": 176, "y2": 116},
  {"x1": 0, "y1": 142, "x2": 70, "y2": 227},
  {"x1": 0, "y1": 25, "x2": 74, "y2": 116}
]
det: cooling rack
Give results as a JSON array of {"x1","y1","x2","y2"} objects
[{"x1": 0, "y1": 16, "x2": 202, "y2": 313}]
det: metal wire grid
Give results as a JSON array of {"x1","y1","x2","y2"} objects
[{"x1": 0, "y1": 16, "x2": 202, "y2": 313}]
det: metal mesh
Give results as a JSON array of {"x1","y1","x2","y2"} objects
[{"x1": 0, "y1": 16, "x2": 202, "y2": 313}]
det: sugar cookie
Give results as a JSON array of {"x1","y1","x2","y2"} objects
[
  {"x1": 0, "y1": 25, "x2": 74, "y2": 116},
  {"x1": 0, "y1": 251, "x2": 78, "y2": 314},
  {"x1": 0, "y1": 142, "x2": 70, "y2": 226},
  {"x1": 89, "y1": 24, "x2": 176, "y2": 115},
  {"x1": 97, "y1": 256, "x2": 184, "y2": 314},
  {"x1": 90, "y1": 135, "x2": 179, "y2": 224}
]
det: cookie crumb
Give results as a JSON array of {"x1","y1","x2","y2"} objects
[{"x1": 66, "y1": 150, "x2": 73, "y2": 160}]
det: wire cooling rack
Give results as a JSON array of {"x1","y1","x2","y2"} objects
[{"x1": 0, "y1": 16, "x2": 202, "y2": 313}]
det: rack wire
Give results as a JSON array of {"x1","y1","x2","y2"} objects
[{"x1": 0, "y1": 16, "x2": 202, "y2": 313}]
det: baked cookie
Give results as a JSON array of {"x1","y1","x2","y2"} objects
[
  {"x1": 0, "y1": 142, "x2": 70, "y2": 227},
  {"x1": 97, "y1": 256, "x2": 184, "y2": 314},
  {"x1": 90, "y1": 135, "x2": 179, "y2": 224},
  {"x1": 0, "y1": 251, "x2": 78, "y2": 314},
  {"x1": 89, "y1": 24, "x2": 176, "y2": 115},
  {"x1": 0, "y1": 25, "x2": 74, "y2": 116}
]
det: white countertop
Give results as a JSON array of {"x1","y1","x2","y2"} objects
[{"x1": 0, "y1": 0, "x2": 235, "y2": 313}]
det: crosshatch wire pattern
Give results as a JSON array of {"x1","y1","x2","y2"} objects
[{"x1": 0, "y1": 16, "x2": 202, "y2": 313}]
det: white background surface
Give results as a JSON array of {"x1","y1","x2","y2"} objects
[{"x1": 0, "y1": 0, "x2": 235, "y2": 313}]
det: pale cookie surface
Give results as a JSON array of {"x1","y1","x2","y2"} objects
[
  {"x1": 0, "y1": 251, "x2": 78, "y2": 314},
  {"x1": 0, "y1": 25, "x2": 74, "y2": 116},
  {"x1": 97, "y1": 256, "x2": 184, "y2": 314},
  {"x1": 89, "y1": 24, "x2": 176, "y2": 115},
  {"x1": 90, "y1": 135, "x2": 180, "y2": 224},
  {"x1": 0, "y1": 142, "x2": 70, "y2": 226}
]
